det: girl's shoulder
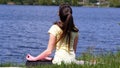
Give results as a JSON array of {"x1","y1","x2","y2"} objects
[
  {"x1": 49, "y1": 24, "x2": 63, "y2": 33},
  {"x1": 51, "y1": 24, "x2": 60, "y2": 30}
]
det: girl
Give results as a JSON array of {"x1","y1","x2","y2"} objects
[{"x1": 26, "y1": 3, "x2": 79, "y2": 65}]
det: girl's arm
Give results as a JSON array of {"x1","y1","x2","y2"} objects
[
  {"x1": 26, "y1": 34, "x2": 56, "y2": 61},
  {"x1": 73, "y1": 34, "x2": 78, "y2": 53}
]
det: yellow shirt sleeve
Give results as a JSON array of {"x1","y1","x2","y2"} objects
[{"x1": 48, "y1": 25, "x2": 59, "y2": 37}]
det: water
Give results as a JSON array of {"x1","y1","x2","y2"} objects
[{"x1": 0, "y1": 5, "x2": 120, "y2": 64}]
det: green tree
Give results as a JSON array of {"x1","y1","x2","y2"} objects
[
  {"x1": 89, "y1": 0, "x2": 97, "y2": 3},
  {"x1": 38, "y1": 0, "x2": 47, "y2": 5},
  {"x1": 53, "y1": 0, "x2": 59, "y2": 5},
  {"x1": 47, "y1": 0, "x2": 52, "y2": 5},
  {"x1": 0, "y1": 0, "x2": 7, "y2": 4},
  {"x1": 38, "y1": 0, "x2": 42, "y2": 5},
  {"x1": 12, "y1": 0, "x2": 23, "y2": 5},
  {"x1": 109, "y1": 0, "x2": 120, "y2": 7},
  {"x1": 0, "y1": 0, "x2": 82, "y2": 6},
  {"x1": 32, "y1": 0, "x2": 39, "y2": 5},
  {"x1": 72, "y1": 0, "x2": 79, "y2": 6}
]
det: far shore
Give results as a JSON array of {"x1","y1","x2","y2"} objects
[{"x1": 0, "y1": 2, "x2": 111, "y2": 8}]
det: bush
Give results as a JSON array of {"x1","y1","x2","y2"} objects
[{"x1": 109, "y1": 0, "x2": 120, "y2": 7}]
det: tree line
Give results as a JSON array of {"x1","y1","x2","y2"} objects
[
  {"x1": 0, "y1": 0, "x2": 81, "y2": 6},
  {"x1": 0, "y1": 0, "x2": 120, "y2": 7},
  {"x1": 109, "y1": 0, "x2": 120, "y2": 7}
]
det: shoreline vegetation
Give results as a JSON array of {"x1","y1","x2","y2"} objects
[
  {"x1": 0, "y1": 0, "x2": 120, "y2": 8},
  {"x1": 0, "y1": 50, "x2": 120, "y2": 68}
]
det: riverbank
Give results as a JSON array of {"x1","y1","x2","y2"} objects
[
  {"x1": 0, "y1": 0, "x2": 120, "y2": 7},
  {"x1": 0, "y1": 51, "x2": 120, "y2": 68},
  {"x1": 2, "y1": 3, "x2": 119, "y2": 8}
]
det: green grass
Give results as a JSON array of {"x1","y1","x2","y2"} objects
[
  {"x1": 29, "y1": 51, "x2": 120, "y2": 68},
  {"x1": 1, "y1": 51, "x2": 120, "y2": 68},
  {"x1": 0, "y1": 62, "x2": 24, "y2": 67}
]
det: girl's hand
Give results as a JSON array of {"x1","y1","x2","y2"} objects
[{"x1": 26, "y1": 54, "x2": 36, "y2": 61}]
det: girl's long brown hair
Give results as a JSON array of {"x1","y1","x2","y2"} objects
[{"x1": 55, "y1": 3, "x2": 79, "y2": 51}]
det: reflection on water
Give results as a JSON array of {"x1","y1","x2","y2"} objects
[{"x1": 0, "y1": 5, "x2": 120, "y2": 63}]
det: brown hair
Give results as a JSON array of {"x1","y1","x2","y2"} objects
[{"x1": 55, "y1": 3, "x2": 79, "y2": 51}]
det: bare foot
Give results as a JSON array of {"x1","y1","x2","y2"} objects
[{"x1": 44, "y1": 57, "x2": 52, "y2": 60}]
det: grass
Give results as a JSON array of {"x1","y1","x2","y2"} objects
[
  {"x1": 1, "y1": 51, "x2": 120, "y2": 68},
  {"x1": 0, "y1": 62, "x2": 24, "y2": 67},
  {"x1": 30, "y1": 51, "x2": 120, "y2": 68}
]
